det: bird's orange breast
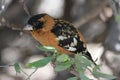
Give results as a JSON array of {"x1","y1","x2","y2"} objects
[{"x1": 31, "y1": 30, "x2": 72, "y2": 54}]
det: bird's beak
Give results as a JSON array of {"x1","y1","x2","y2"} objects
[{"x1": 23, "y1": 24, "x2": 33, "y2": 30}]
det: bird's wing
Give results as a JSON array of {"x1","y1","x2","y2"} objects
[{"x1": 51, "y1": 19, "x2": 86, "y2": 53}]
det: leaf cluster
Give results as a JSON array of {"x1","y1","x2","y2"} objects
[{"x1": 14, "y1": 46, "x2": 116, "y2": 80}]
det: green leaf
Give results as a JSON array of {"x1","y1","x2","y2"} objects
[
  {"x1": 75, "y1": 61, "x2": 84, "y2": 72},
  {"x1": 76, "y1": 54, "x2": 91, "y2": 67},
  {"x1": 75, "y1": 54, "x2": 91, "y2": 72},
  {"x1": 75, "y1": 54, "x2": 84, "y2": 72},
  {"x1": 94, "y1": 72, "x2": 116, "y2": 79},
  {"x1": 93, "y1": 66, "x2": 116, "y2": 79},
  {"x1": 80, "y1": 56, "x2": 91, "y2": 67},
  {"x1": 26, "y1": 56, "x2": 52, "y2": 68},
  {"x1": 55, "y1": 61, "x2": 72, "y2": 71},
  {"x1": 67, "y1": 77, "x2": 78, "y2": 80},
  {"x1": 14, "y1": 62, "x2": 21, "y2": 74},
  {"x1": 79, "y1": 71, "x2": 89, "y2": 80},
  {"x1": 36, "y1": 46, "x2": 57, "y2": 52},
  {"x1": 57, "y1": 54, "x2": 70, "y2": 62},
  {"x1": 92, "y1": 65, "x2": 100, "y2": 71}
]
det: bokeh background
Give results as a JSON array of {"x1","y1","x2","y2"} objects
[{"x1": 0, "y1": 0, "x2": 120, "y2": 80}]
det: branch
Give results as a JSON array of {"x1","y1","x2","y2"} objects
[
  {"x1": 0, "y1": 19, "x2": 23, "y2": 30},
  {"x1": 19, "y1": 0, "x2": 31, "y2": 17},
  {"x1": 73, "y1": 0, "x2": 108, "y2": 27},
  {"x1": 0, "y1": 64, "x2": 14, "y2": 67}
]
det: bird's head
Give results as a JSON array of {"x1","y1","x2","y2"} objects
[{"x1": 24, "y1": 13, "x2": 49, "y2": 31}]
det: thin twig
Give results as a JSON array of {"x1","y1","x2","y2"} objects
[
  {"x1": 73, "y1": 0, "x2": 108, "y2": 27},
  {"x1": 0, "y1": 64, "x2": 14, "y2": 67},
  {"x1": 70, "y1": 70, "x2": 81, "y2": 80},
  {"x1": 19, "y1": 0, "x2": 31, "y2": 17},
  {"x1": 86, "y1": 67, "x2": 92, "y2": 73},
  {"x1": 26, "y1": 68, "x2": 38, "y2": 80},
  {"x1": 20, "y1": 68, "x2": 29, "y2": 78},
  {"x1": 0, "y1": 18, "x2": 23, "y2": 30}
]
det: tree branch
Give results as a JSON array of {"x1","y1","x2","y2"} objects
[{"x1": 73, "y1": 0, "x2": 108, "y2": 27}]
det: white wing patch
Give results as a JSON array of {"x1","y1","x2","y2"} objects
[
  {"x1": 67, "y1": 47, "x2": 77, "y2": 51},
  {"x1": 57, "y1": 35, "x2": 79, "y2": 52},
  {"x1": 73, "y1": 38, "x2": 77, "y2": 46},
  {"x1": 64, "y1": 44, "x2": 70, "y2": 48},
  {"x1": 66, "y1": 38, "x2": 78, "y2": 51},
  {"x1": 69, "y1": 38, "x2": 77, "y2": 47},
  {"x1": 70, "y1": 42, "x2": 74, "y2": 46},
  {"x1": 57, "y1": 36, "x2": 67, "y2": 40}
]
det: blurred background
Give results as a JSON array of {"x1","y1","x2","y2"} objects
[{"x1": 0, "y1": 0, "x2": 120, "y2": 80}]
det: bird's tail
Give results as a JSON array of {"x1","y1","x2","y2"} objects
[{"x1": 83, "y1": 51, "x2": 97, "y2": 66}]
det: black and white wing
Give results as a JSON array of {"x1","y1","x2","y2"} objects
[{"x1": 51, "y1": 19, "x2": 86, "y2": 53}]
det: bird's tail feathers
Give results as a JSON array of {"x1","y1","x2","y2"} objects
[{"x1": 83, "y1": 51, "x2": 97, "y2": 66}]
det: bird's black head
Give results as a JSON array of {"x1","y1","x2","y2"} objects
[{"x1": 24, "y1": 13, "x2": 47, "y2": 30}]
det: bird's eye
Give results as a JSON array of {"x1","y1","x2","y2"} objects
[
  {"x1": 33, "y1": 21, "x2": 44, "y2": 30},
  {"x1": 32, "y1": 21, "x2": 38, "y2": 26}
]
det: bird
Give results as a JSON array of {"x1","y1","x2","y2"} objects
[{"x1": 24, "y1": 13, "x2": 96, "y2": 65}]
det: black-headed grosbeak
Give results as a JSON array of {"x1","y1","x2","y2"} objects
[{"x1": 24, "y1": 13, "x2": 96, "y2": 65}]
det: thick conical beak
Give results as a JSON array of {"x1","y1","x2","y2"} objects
[{"x1": 23, "y1": 24, "x2": 33, "y2": 30}]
